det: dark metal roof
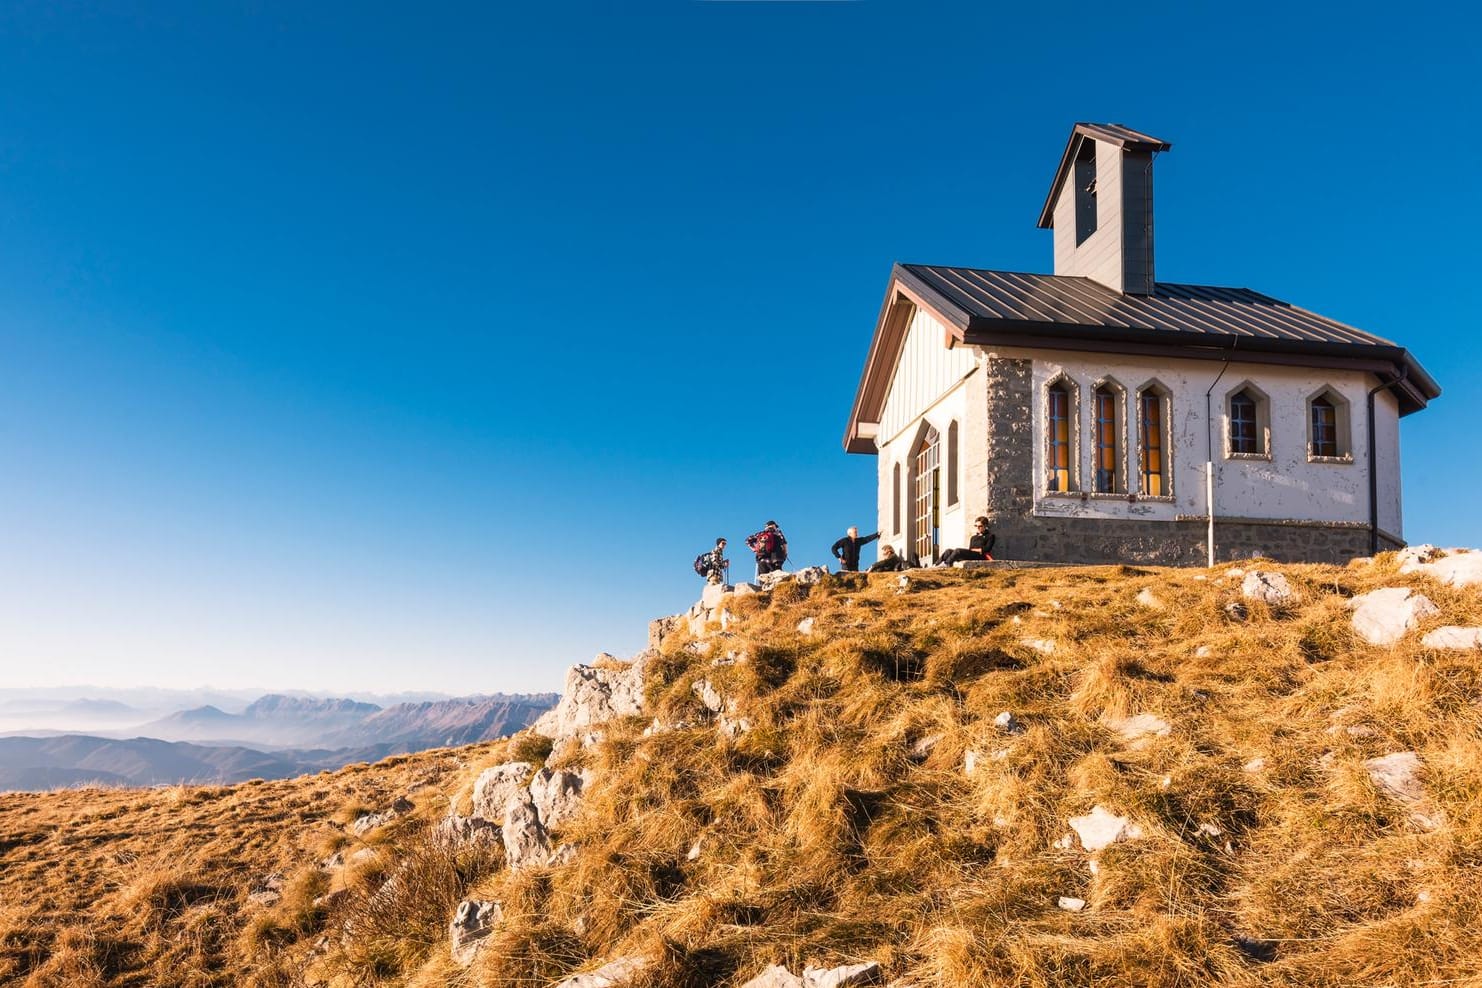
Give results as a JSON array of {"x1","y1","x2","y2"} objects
[
  {"x1": 896, "y1": 262, "x2": 1440, "y2": 412},
  {"x1": 1038, "y1": 122, "x2": 1173, "y2": 229}
]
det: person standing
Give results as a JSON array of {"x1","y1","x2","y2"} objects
[
  {"x1": 694, "y1": 537, "x2": 729, "y2": 584},
  {"x1": 745, "y1": 520, "x2": 788, "y2": 577},
  {"x1": 939, "y1": 517, "x2": 996, "y2": 566},
  {"x1": 831, "y1": 526, "x2": 880, "y2": 572}
]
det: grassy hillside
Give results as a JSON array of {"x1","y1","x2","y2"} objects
[{"x1": 4, "y1": 556, "x2": 1482, "y2": 987}]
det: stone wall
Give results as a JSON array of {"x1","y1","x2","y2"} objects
[{"x1": 977, "y1": 354, "x2": 1389, "y2": 566}]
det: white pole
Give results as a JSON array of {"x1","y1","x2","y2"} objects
[{"x1": 1206, "y1": 460, "x2": 1216, "y2": 568}]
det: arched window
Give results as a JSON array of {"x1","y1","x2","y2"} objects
[
  {"x1": 946, "y1": 420, "x2": 959, "y2": 506},
  {"x1": 1225, "y1": 384, "x2": 1270, "y2": 458},
  {"x1": 1047, "y1": 381, "x2": 1073, "y2": 492},
  {"x1": 892, "y1": 462, "x2": 902, "y2": 534},
  {"x1": 913, "y1": 427, "x2": 941, "y2": 564},
  {"x1": 1092, "y1": 384, "x2": 1120, "y2": 493},
  {"x1": 1137, "y1": 385, "x2": 1171, "y2": 496},
  {"x1": 1306, "y1": 386, "x2": 1351, "y2": 460}
]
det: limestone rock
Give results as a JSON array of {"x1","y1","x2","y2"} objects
[
  {"x1": 1135, "y1": 587, "x2": 1164, "y2": 609},
  {"x1": 794, "y1": 565, "x2": 830, "y2": 586},
  {"x1": 529, "y1": 767, "x2": 589, "y2": 830},
  {"x1": 1057, "y1": 896, "x2": 1087, "y2": 912},
  {"x1": 1108, "y1": 713, "x2": 1171, "y2": 742},
  {"x1": 449, "y1": 899, "x2": 502, "y2": 965},
  {"x1": 1349, "y1": 587, "x2": 1440, "y2": 646},
  {"x1": 1023, "y1": 638, "x2": 1056, "y2": 655},
  {"x1": 434, "y1": 812, "x2": 501, "y2": 847},
  {"x1": 1421, "y1": 626, "x2": 1482, "y2": 650},
  {"x1": 732, "y1": 582, "x2": 763, "y2": 596},
  {"x1": 741, "y1": 966, "x2": 805, "y2": 988},
  {"x1": 1068, "y1": 805, "x2": 1143, "y2": 851},
  {"x1": 895, "y1": 575, "x2": 911, "y2": 594},
  {"x1": 534, "y1": 653, "x2": 650, "y2": 740},
  {"x1": 692, "y1": 677, "x2": 726, "y2": 714},
  {"x1": 553, "y1": 955, "x2": 652, "y2": 988},
  {"x1": 1400, "y1": 547, "x2": 1482, "y2": 588},
  {"x1": 701, "y1": 581, "x2": 730, "y2": 610},
  {"x1": 796, "y1": 616, "x2": 817, "y2": 635},
  {"x1": 1364, "y1": 751, "x2": 1441, "y2": 829},
  {"x1": 758, "y1": 570, "x2": 794, "y2": 590},
  {"x1": 963, "y1": 749, "x2": 982, "y2": 776},
  {"x1": 349, "y1": 797, "x2": 412, "y2": 836},
  {"x1": 1395, "y1": 544, "x2": 1443, "y2": 567},
  {"x1": 1242, "y1": 570, "x2": 1298, "y2": 606},
  {"x1": 501, "y1": 797, "x2": 554, "y2": 872},
  {"x1": 803, "y1": 962, "x2": 883, "y2": 987},
  {"x1": 908, "y1": 733, "x2": 941, "y2": 762},
  {"x1": 471, "y1": 762, "x2": 534, "y2": 822},
  {"x1": 1194, "y1": 645, "x2": 1212, "y2": 659}
]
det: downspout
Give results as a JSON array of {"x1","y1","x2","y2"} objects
[
  {"x1": 1203, "y1": 339, "x2": 1237, "y2": 567},
  {"x1": 1367, "y1": 366, "x2": 1408, "y2": 555}
]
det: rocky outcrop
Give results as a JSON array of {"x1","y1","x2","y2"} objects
[
  {"x1": 1398, "y1": 546, "x2": 1482, "y2": 588},
  {"x1": 533, "y1": 653, "x2": 650, "y2": 741},
  {"x1": 350, "y1": 796, "x2": 413, "y2": 836},
  {"x1": 529, "y1": 767, "x2": 589, "y2": 830},
  {"x1": 471, "y1": 762, "x2": 534, "y2": 821},
  {"x1": 1349, "y1": 588, "x2": 1440, "y2": 646},
  {"x1": 1421, "y1": 626, "x2": 1482, "y2": 650},
  {"x1": 502, "y1": 796, "x2": 554, "y2": 871},
  {"x1": 1242, "y1": 571, "x2": 1298, "y2": 606}
]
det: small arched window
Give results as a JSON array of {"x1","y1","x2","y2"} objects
[
  {"x1": 1092, "y1": 384, "x2": 1120, "y2": 493},
  {"x1": 1137, "y1": 385, "x2": 1171, "y2": 496},
  {"x1": 1310, "y1": 396, "x2": 1337, "y2": 457},
  {"x1": 946, "y1": 420, "x2": 959, "y2": 506},
  {"x1": 1047, "y1": 382, "x2": 1073, "y2": 492},
  {"x1": 1229, "y1": 390, "x2": 1259, "y2": 454}
]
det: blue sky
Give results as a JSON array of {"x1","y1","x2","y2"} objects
[{"x1": 1, "y1": 2, "x2": 1477, "y2": 694}]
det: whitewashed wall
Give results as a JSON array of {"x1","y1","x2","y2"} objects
[
  {"x1": 998, "y1": 348, "x2": 1395, "y2": 532},
  {"x1": 872, "y1": 305, "x2": 977, "y2": 558}
]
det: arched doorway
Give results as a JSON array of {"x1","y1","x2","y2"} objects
[{"x1": 912, "y1": 426, "x2": 941, "y2": 565}]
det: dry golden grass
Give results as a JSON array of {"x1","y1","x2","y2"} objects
[{"x1": 5, "y1": 556, "x2": 1482, "y2": 986}]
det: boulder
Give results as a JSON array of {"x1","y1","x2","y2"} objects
[
  {"x1": 1057, "y1": 896, "x2": 1087, "y2": 912},
  {"x1": 471, "y1": 762, "x2": 535, "y2": 822},
  {"x1": 1422, "y1": 626, "x2": 1482, "y2": 650},
  {"x1": 449, "y1": 899, "x2": 502, "y2": 965},
  {"x1": 732, "y1": 582, "x2": 763, "y2": 596},
  {"x1": 529, "y1": 767, "x2": 589, "y2": 830},
  {"x1": 803, "y1": 962, "x2": 883, "y2": 987},
  {"x1": 1395, "y1": 544, "x2": 1443, "y2": 567},
  {"x1": 1400, "y1": 548, "x2": 1482, "y2": 588},
  {"x1": 1349, "y1": 587, "x2": 1440, "y2": 646},
  {"x1": 741, "y1": 966, "x2": 805, "y2": 988},
  {"x1": 1068, "y1": 805, "x2": 1143, "y2": 851},
  {"x1": 553, "y1": 955, "x2": 652, "y2": 988},
  {"x1": 794, "y1": 565, "x2": 830, "y2": 586},
  {"x1": 501, "y1": 797, "x2": 554, "y2": 871},
  {"x1": 796, "y1": 616, "x2": 817, "y2": 635},
  {"x1": 1242, "y1": 571, "x2": 1298, "y2": 606},
  {"x1": 758, "y1": 570, "x2": 794, "y2": 590}
]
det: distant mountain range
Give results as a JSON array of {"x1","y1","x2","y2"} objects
[{"x1": 0, "y1": 692, "x2": 558, "y2": 792}]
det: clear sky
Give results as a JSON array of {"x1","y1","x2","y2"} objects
[{"x1": 1, "y1": 2, "x2": 1478, "y2": 695}]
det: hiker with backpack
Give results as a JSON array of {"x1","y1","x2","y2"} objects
[
  {"x1": 745, "y1": 520, "x2": 788, "y2": 577},
  {"x1": 693, "y1": 538, "x2": 729, "y2": 585},
  {"x1": 831, "y1": 526, "x2": 880, "y2": 572}
]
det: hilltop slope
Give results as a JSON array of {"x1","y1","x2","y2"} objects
[{"x1": 3, "y1": 554, "x2": 1482, "y2": 987}]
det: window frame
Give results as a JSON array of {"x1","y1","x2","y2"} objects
[
  {"x1": 1224, "y1": 381, "x2": 1272, "y2": 460},
  {"x1": 1135, "y1": 382, "x2": 1173, "y2": 498},
  {"x1": 1042, "y1": 374, "x2": 1080, "y2": 494},
  {"x1": 1090, "y1": 378, "x2": 1125, "y2": 494},
  {"x1": 1306, "y1": 386, "x2": 1353, "y2": 463}
]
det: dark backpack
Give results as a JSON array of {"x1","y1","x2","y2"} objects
[{"x1": 693, "y1": 553, "x2": 711, "y2": 577}]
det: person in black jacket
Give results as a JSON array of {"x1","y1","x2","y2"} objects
[
  {"x1": 869, "y1": 544, "x2": 906, "y2": 572},
  {"x1": 831, "y1": 526, "x2": 880, "y2": 572},
  {"x1": 939, "y1": 517, "x2": 996, "y2": 566}
]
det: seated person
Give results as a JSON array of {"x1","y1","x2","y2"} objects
[
  {"x1": 939, "y1": 517, "x2": 996, "y2": 566},
  {"x1": 868, "y1": 544, "x2": 907, "y2": 572}
]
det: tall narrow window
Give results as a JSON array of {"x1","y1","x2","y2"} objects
[
  {"x1": 1074, "y1": 141, "x2": 1097, "y2": 246},
  {"x1": 1229, "y1": 390, "x2": 1259, "y2": 454},
  {"x1": 913, "y1": 428, "x2": 941, "y2": 564},
  {"x1": 1093, "y1": 386, "x2": 1119, "y2": 493},
  {"x1": 1139, "y1": 390, "x2": 1167, "y2": 496},
  {"x1": 946, "y1": 421, "x2": 959, "y2": 506},
  {"x1": 1311, "y1": 396, "x2": 1338, "y2": 458},
  {"x1": 1047, "y1": 383, "x2": 1072, "y2": 492},
  {"x1": 892, "y1": 463, "x2": 901, "y2": 534}
]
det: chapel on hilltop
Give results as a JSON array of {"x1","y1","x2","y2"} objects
[{"x1": 842, "y1": 123, "x2": 1439, "y2": 566}]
